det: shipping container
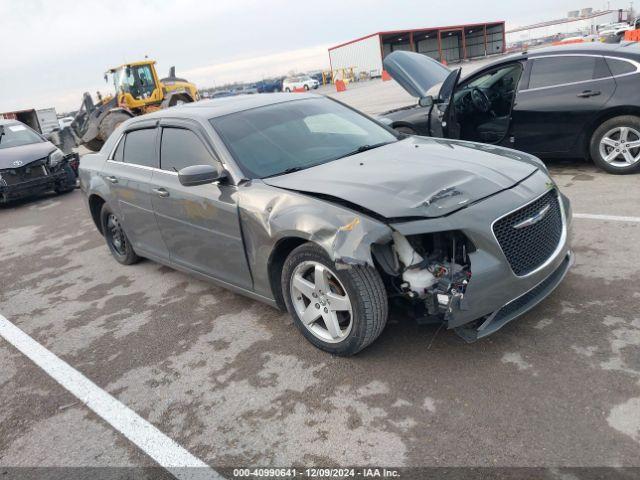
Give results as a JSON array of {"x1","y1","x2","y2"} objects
[{"x1": 36, "y1": 108, "x2": 59, "y2": 135}]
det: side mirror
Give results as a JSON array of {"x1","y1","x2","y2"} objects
[
  {"x1": 418, "y1": 96, "x2": 434, "y2": 108},
  {"x1": 178, "y1": 164, "x2": 226, "y2": 187}
]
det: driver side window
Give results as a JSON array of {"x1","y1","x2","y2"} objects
[{"x1": 160, "y1": 128, "x2": 216, "y2": 172}]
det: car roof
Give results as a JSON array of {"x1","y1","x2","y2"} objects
[
  {"x1": 461, "y1": 42, "x2": 640, "y2": 79},
  {"x1": 527, "y1": 41, "x2": 640, "y2": 57},
  {"x1": 127, "y1": 92, "x2": 322, "y2": 125},
  {"x1": 0, "y1": 119, "x2": 20, "y2": 126}
]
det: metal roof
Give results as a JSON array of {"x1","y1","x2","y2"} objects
[{"x1": 328, "y1": 21, "x2": 505, "y2": 51}]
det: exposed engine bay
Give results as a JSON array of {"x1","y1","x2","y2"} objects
[{"x1": 379, "y1": 230, "x2": 474, "y2": 323}]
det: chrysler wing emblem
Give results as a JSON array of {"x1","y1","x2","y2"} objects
[
  {"x1": 11, "y1": 160, "x2": 23, "y2": 167},
  {"x1": 513, "y1": 204, "x2": 551, "y2": 229}
]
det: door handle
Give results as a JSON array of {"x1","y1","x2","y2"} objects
[
  {"x1": 152, "y1": 188, "x2": 170, "y2": 198},
  {"x1": 576, "y1": 90, "x2": 601, "y2": 98},
  {"x1": 105, "y1": 175, "x2": 118, "y2": 184}
]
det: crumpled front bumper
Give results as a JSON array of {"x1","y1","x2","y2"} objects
[
  {"x1": 0, "y1": 165, "x2": 68, "y2": 203},
  {"x1": 391, "y1": 170, "x2": 573, "y2": 341}
]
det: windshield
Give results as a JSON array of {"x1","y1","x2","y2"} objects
[
  {"x1": 0, "y1": 123, "x2": 44, "y2": 149},
  {"x1": 113, "y1": 65, "x2": 156, "y2": 99},
  {"x1": 210, "y1": 97, "x2": 398, "y2": 178}
]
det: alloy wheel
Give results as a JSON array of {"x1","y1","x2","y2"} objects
[
  {"x1": 290, "y1": 261, "x2": 353, "y2": 343},
  {"x1": 599, "y1": 126, "x2": 640, "y2": 168}
]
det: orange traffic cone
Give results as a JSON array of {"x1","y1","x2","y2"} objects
[{"x1": 381, "y1": 70, "x2": 392, "y2": 82}]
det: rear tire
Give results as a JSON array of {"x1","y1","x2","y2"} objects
[
  {"x1": 281, "y1": 243, "x2": 388, "y2": 356},
  {"x1": 589, "y1": 115, "x2": 640, "y2": 174},
  {"x1": 99, "y1": 112, "x2": 131, "y2": 145},
  {"x1": 100, "y1": 204, "x2": 140, "y2": 265}
]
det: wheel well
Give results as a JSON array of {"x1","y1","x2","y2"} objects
[
  {"x1": 88, "y1": 194, "x2": 106, "y2": 235},
  {"x1": 391, "y1": 122, "x2": 417, "y2": 133},
  {"x1": 169, "y1": 93, "x2": 194, "y2": 105},
  {"x1": 268, "y1": 237, "x2": 308, "y2": 310},
  {"x1": 582, "y1": 107, "x2": 640, "y2": 158}
]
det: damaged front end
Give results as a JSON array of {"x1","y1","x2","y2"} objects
[{"x1": 373, "y1": 229, "x2": 474, "y2": 327}]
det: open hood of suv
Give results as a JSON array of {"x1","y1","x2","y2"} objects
[
  {"x1": 263, "y1": 137, "x2": 539, "y2": 219},
  {"x1": 383, "y1": 50, "x2": 460, "y2": 100}
]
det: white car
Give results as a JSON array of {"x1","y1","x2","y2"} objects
[
  {"x1": 599, "y1": 18, "x2": 639, "y2": 41},
  {"x1": 282, "y1": 75, "x2": 319, "y2": 92},
  {"x1": 58, "y1": 116, "x2": 74, "y2": 129}
]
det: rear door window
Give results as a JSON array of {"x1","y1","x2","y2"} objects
[
  {"x1": 112, "y1": 136, "x2": 125, "y2": 161},
  {"x1": 123, "y1": 129, "x2": 157, "y2": 168},
  {"x1": 160, "y1": 128, "x2": 215, "y2": 171},
  {"x1": 528, "y1": 56, "x2": 606, "y2": 89}
]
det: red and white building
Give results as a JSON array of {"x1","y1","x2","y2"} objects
[{"x1": 328, "y1": 21, "x2": 506, "y2": 78}]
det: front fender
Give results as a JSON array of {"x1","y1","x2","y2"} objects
[{"x1": 238, "y1": 181, "x2": 393, "y2": 299}]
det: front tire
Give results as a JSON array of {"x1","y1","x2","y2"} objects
[
  {"x1": 84, "y1": 138, "x2": 104, "y2": 152},
  {"x1": 100, "y1": 204, "x2": 140, "y2": 265},
  {"x1": 281, "y1": 243, "x2": 388, "y2": 356},
  {"x1": 590, "y1": 115, "x2": 640, "y2": 174},
  {"x1": 99, "y1": 111, "x2": 131, "y2": 145},
  {"x1": 394, "y1": 126, "x2": 417, "y2": 135},
  {"x1": 54, "y1": 164, "x2": 77, "y2": 194}
]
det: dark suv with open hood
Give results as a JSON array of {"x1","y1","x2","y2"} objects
[
  {"x1": 381, "y1": 42, "x2": 640, "y2": 174},
  {"x1": 79, "y1": 94, "x2": 572, "y2": 355},
  {"x1": 0, "y1": 119, "x2": 76, "y2": 204}
]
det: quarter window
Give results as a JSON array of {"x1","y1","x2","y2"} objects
[
  {"x1": 528, "y1": 56, "x2": 603, "y2": 89},
  {"x1": 123, "y1": 129, "x2": 157, "y2": 168},
  {"x1": 605, "y1": 58, "x2": 637, "y2": 76},
  {"x1": 160, "y1": 128, "x2": 215, "y2": 171}
]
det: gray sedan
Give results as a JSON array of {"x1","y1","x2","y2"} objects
[{"x1": 79, "y1": 93, "x2": 573, "y2": 355}]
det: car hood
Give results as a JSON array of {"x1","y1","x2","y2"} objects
[
  {"x1": 263, "y1": 137, "x2": 540, "y2": 219},
  {"x1": 383, "y1": 50, "x2": 459, "y2": 100},
  {"x1": 0, "y1": 141, "x2": 55, "y2": 169}
]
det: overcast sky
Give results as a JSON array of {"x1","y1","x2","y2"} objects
[{"x1": 0, "y1": 0, "x2": 628, "y2": 113}]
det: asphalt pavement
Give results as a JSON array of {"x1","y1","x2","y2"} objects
[{"x1": 1, "y1": 82, "x2": 640, "y2": 478}]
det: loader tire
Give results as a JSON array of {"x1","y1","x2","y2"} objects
[
  {"x1": 99, "y1": 112, "x2": 131, "y2": 145},
  {"x1": 84, "y1": 138, "x2": 104, "y2": 152}
]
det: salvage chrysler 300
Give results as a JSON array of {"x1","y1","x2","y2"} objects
[{"x1": 79, "y1": 94, "x2": 573, "y2": 355}]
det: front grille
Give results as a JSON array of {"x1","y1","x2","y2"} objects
[
  {"x1": 0, "y1": 158, "x2": 48, "y2": 186},
  {"x1": 492, "y1": 189, "x2": 563, "y2": 276}
]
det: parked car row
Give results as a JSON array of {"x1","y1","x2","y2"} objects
[{"x1": 380, "y1": 42, "x2": 640, "y2": 174}]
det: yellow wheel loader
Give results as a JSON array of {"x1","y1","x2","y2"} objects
[{"x1": 69, "y1": 60, "x2": 199, "y2": 151}]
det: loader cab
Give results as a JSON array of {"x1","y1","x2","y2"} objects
[{"x1": 108, "y1": 61, "x2": 163, "y2": 109}]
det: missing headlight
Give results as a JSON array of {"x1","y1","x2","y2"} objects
[{"x1": 390, "y1": 230, "x2": 473, "y2": 317}]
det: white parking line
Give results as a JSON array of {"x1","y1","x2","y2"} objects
[
  {"x1": 574, "y1": 213, "x2": 640, "y2": 223},
  {"x1": 0, "y1": 314, "x2": 223, "y2": 480}
]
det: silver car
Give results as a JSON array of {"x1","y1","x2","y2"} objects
[{"x1": 79, "y1": 93, "x2": 573, "y2": 355}]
